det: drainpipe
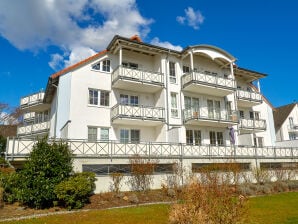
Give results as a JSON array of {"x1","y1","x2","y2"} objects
[{"x1": 165, "y1": 50, "x2": 170, "y2": 131}]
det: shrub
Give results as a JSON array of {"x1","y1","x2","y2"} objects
[
  {"x1": 54, "y1": 172, "x2": 96, "y2": 209},
  {"x1": 18, "y1": 138, "x2": 73, "y2": 208},
  {"x1": 287, "y1": 180, "x2": 298, "y2": 191},
  {"x1": 0, "y1": 135, "x2": 6, "y2": 157},
  {"x1": 127, "y1": 155, "x2": 157, "y2": 191},
  {"x1": 109, "y1": 172, "x2": 124, "y2": 193},
  {"x1": 251, "y1": 167, "x2": 271, "y2": 184},
  {"x1": 169, "y1": 177, "x2": 247, "y2": 224}
]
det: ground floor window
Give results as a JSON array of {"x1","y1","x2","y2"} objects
[
  {"x1": 289, "y1": 132, "x2": 297, "y2": 140},
  {"x1": 209, "y1": 131, "x2": 224, "y2": 146},
  {"x1": 88, "y1": 127, "x2": 97, "y2": 141},
  {"x1": 120, "y1": 129, "x2": 140, "y2": 143},
  {"x1": 186, "y1": 130, "x2": 201, "y2": 145}
]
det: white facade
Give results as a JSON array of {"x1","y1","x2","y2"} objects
[
  {"x1": 275, "y1": 103, "x2": 298, "y2": 146},
  {"x1": 12, "y1": 35, "x2": 294, "y2": 192}
]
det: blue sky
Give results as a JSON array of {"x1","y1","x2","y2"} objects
[{"x1": 0, "y1": 0, "x2": 297, "y2": 108}]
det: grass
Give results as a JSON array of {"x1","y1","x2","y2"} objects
[
  {"x1": 2, "y1": 192, "x2": 298, "y2": 224},
  {"x1": 247, "y1": 192, "x2": 298, "y2": 224}
]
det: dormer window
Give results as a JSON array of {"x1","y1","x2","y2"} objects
[{"x1": 92, "y1": 59, "x2": 111, "y2": 72}]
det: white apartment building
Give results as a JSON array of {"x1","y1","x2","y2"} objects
[
  {"x1": 9, "y1": 35, "x2": 297, "y2": 192},
  {"x1": 18, "y1": 35, "x2": 275, "y2": 147}
]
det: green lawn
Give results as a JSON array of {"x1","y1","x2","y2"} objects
[{"x1": 3, "y1": 192, "x2": 298, "y2": 224}]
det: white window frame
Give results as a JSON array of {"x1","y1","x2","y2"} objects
[
  {"x1": 88, "y1": 89, "x2": 109, "y2": 107},
  {"x1": 88, "y1": 127, "x2": 98, "y2": 141},
  {"x1": 120, "y1": 129, "x2": 140, "y2": 143},
  {"x1": 171, "y1": 92, "x2": 178, "y2": 118},
  {"x1": 169, "y1": 61, "x2": 176, "y2": 83},
  {"x1": 209, "y1": 131, "x2": 224, "y2": 146},
  {"x1": 100, "y1": 127, "x2": 109, "y2": 141},
  {"x1": 120, "y1": 94, "x2": 139, "y2": 106},
  {"x1": 186, "y1": 129, "x2": 201, "y2": 145},
  {"x1": 92, "y1": 59, "x2": 111, "y2": 72}
]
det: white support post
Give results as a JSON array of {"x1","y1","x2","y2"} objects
[
  {"x1": 189, "y1": 51, "x2": 194, "y2": 71},
  {"x1": 230, "y1": 62, "x2": 234, "y2": 79},
  {"x1": 119, "y1": 46, "x2": 122, "y2": 66},
  {"x1": 257, "y1": 80, "x2": 261, "y2": 92}
]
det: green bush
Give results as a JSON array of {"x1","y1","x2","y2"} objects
[
  {"x1": 18, "y1": 138, "x2": 73, "y2": 208},
  {"x1": 0, "y1": 171, "x2": 24, "y2": 203},
  {"x1": 0, "y1": 135, "x2": 6, "y2": 157},
  {"x1": 54, "y1": 172, "x2": 96, "y2": 209}
]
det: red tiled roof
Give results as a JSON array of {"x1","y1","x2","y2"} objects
[{"x1": 51, "y1": 49, "x2": 108, "y2": 79}]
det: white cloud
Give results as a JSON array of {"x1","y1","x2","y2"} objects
[
  {"x1": 176, "y1": 7, "x2": 204, "y2": 30},
  {"x1": 150, "y1": 37, "x2": 183, "y2": 51},
  {"x1": 0, "y1": 0, "x2": 153, "y2": 70}
]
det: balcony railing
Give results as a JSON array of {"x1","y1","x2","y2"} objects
[
  {"x1": 17, "y1": 121, "x2": 50, "y2": 136},
  {"x1": 112, "y1": 65, "x2": 164, "y2": 86},
  {"x1": 183, "y1": 108, "x2": 238, "y2": 123},
  {"x1": 237, "y1": 90, "x2": 262, "y2": 103},
  {"x1": 181, "y1": 71, "x2": 236, "y2": 90},
  {"x1": 23, "y1": 112, "x2": 35, "y2": 121},
  {"x1": 6, "y1": 138, "x2": 298, "y2": 160},
  {"x1": 239, "y1": 118, "x2": 266, "y2": 130},
  {"x1": 288, "y1": 125, "x2": 298, "y2": 132},
  {"x1": 20, "y1": 92, "x2": 44, "y2": 108},
  {"x1": 111, "y1": 104, "x2": 165, "y2": 122}
]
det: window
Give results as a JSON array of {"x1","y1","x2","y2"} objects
[
  {"x1": 100, "y1": 128, "x2": 109, "y2": 141},
  {"x1": 169, "y1": 62, "x2": 176, "y2": 83},
  {"x1": 209, "y1": 131, "x2": 224, "y2": 146},
  {"x1": 226, "y1": 101, "x2": 232, "y2": 116},
  {"x1": 207, "y1": 100, "x2": 220, "y2": 119},
  {"x1": 120, "y1": 94, "x2": 139, "y2": 106},
  {"x1": 239, "y1": 110, "x2": 244, "y2": 119},
  {"x1": 92, "y1": 59, "x2": 111, "y2": 72},
  {"x1": 120, "y1": 129, "x2": 140, "y2": 143},
  {"x1": 131, "y1": 129, "x2": 140, "y2": 143},
  {"x1": 250, "y1": 111, "x2": 260, "y2": 120},
  {"x1": 130, "y1": 95, "x2": 139, "y2": 106},
  {"x1": 102, "y1": 59, "x2": 110, "y2": 72},
  {"x1": 171, "y1": 92, "x2": 178, "y2": 118},
  {"x1": 89, "y1": 89, "x2": 98, "y2": 105},
  {"x1": 183, "y1": 65, "x2": 190, "y2": 73},
  {"x1": 88, "y1": 127, "x2": 97, "y2": 141},
  {"x1": 89, "y1": 89, "x2": 109, "y2": 106},
  {"x1": 289, "y1": 133, "x2": 296, "y2": 140},
  {"x1": 122, "y1": 62, "x2": 138, "y2": 69},
  {"x1": 100, "y1": 91, "x2": 109, "y2": 106},
  {"x1": 254, "y1": 137, "x2": 264, "y2": 147},
  {"x1": 92, "y1": 63, "x2": 101, "y2": 70},
  {"x1": 186, "y1": 130, "x2": 201, "y2": 145},
  {"x1": 289, "y1": 117, "x2": 294, "y2": 128},
  {"x1": 120, "y1": 129, "x2": 129, "y2": 143}
]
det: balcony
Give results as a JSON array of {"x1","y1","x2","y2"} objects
[
  {"x1": 112, "y1": 65, "x2": 164, "y2": 93},
  {"x1": 237, "y1": 90, "x2": 262, "y2": 107},
  {"x1": 288, "y1": 125, "x2": 298, "y2": 133},
  {"x1": 23, "y1": 112, "x2": 35, "y2": 122},
  {"x1": 181, "y1": 71, "x2": 236, "y2": 96},
  {"x1": 111, "y1": 104, "x2": 165, "y2": 126},
  {"x1": 183, "y1": 108, "x2": 238, "y2": 127},
  {"x1": 239, "y1": 118, "x2": 266, "y2": 134},
  {"x1": 17, "y1": 121, "x2": 50, "y2": 136},
  {"x1": 20, "y1": 92, "x2": 50, "y2": 112}
]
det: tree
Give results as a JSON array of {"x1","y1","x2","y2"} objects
[
  {"x1": 19, "y1": 138, "x2": 73, "y2": 208},
  {"x1": 0, "y1": 103, "x2": 22, "y2": 125},
  {"x1": 0, "y1": 135, "x2": 6, "y2": 157}
]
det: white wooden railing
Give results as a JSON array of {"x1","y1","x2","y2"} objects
[
  {"x1": 236, "y1": 89, "x2": 262, "y2": 102},
  {"x1": 20, "y1": 92, "x2": 44, "y2": 108},
  {"x1": 111, "y1": 104, "x2": 165, "y2": 121},
  {"x1": 183, "y1": 108, "x2": 238, "y2": 123},
  {"x1": 17, "y1": 121, "x2": 50, "y2": 135},
  {"x1": 112, "y1": 65, "x2": 164, "y2": 86},
  {"x1": 6, "y1": 138, "x2": 298, "y2": 160},
  {"x1": 182, "y1": 71, "x2": 236, "y2": 89},
  {"x1": 239, "y1": 118, "x2": 266, "y2": 130},
  {"x1": 23, "y1": 112, "x2": 35, "y2": 121}
]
